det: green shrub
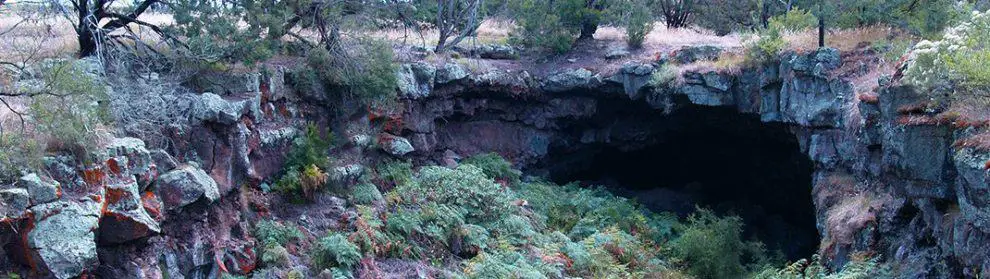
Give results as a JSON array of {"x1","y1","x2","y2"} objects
[
  {"x1": 28, "y1": 60, "x2": 110, "y2": 160},
  {"x1": 745, "y1": 24, "x2": 787, "y2": 65},
  {"x1": 625, "y1": 5, "x2": 654, "y2": 49},
  {"x1": 508, "y1": 0, "x2": 579, "y2": 53},
  {"x1": 254, "y1": 220, "x2": 303, "y2": 267},
  {"x1": 0, "y1": 133, "x2": 44, "y2": 180},
  {"x1": 275, "y1": 124, "x2": 332, "y2": 202},
  {"x1": 350, "y1": 182, "x2": 383, "y2": 204},
  {"x1": 305, "y1": 39, "x2": 398, "y2": 104},
  {"x1": 461, "y1": 153, "x2": 521, "y2": 183},
  {"x1": 669, "y1": 208, "x2": 766, "y2": 279},
  {"x1": 769, "y1": 8, "x2": 818, "y2": 32},
  {"x1": 903, "y1": 11, "x2": 990, "y2": 100},
  {"x1": 409, "y1": 165, "x2": 514, "y2": 222},
  {"x1": 312, "y1": 233, "x2": 362, "y2": 270},
  {"x1": 649, "y1": 64, "x2": 680, "y2": 88},
  {"x1": 376, "y1": 160, "x2": 415, "y2": 189},
  {"x1": 753, "y1": 254, "x2": 892, "y2": 279}
]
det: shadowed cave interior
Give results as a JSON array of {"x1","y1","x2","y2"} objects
[{"x1": 542, "y1": 104, "x2": 819, "y2": 260}]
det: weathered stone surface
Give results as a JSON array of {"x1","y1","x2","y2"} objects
[
  {"x1": 28, "y1": 201, "x2": 101, "y2": 279},
  {"x1": 397, "y1": 62, "x2": 437, "y2": 99},
  {"x1": 774, "y1": 49, "x2": 848, "y2": 127},
  {"x1": 330, "y1": 164, "x2": 365, "y2": 183},
  {"x1": 607, "y1": 63, "x2": 655, "y2": 100},
  {"x1": 19, "y1": 173, "x2": 60, "y2": 205},
  {"x1": 150, "y1": 149, "x2": 180, "y2": 173},
  {"x1": 99, "y1": 180, "x2": 161, "y2": 244},
  {"x1": 0, "y1": 188, "x2": 29, "y2": 218},
  {"x1": 379, "y1": 133, "x2": 415, "y2": 156},
  {"x1": 954, "y1": 148, "x2": 990, "y2": 232},
  {"x1": 191, "y1": 92, "x2": 260, "y2": 125},
  {"x1": 543, "y1": 68, "x2": 598, "y2": 93},
  {"x1": 188, "y1": 71, "x2": 260, "y2": 95},
  {"x1": 674, "y1": 45, "x2": 722, "y2": 63},
  {"x1": 470, "y1": 70, "x2": 533, "y2": 96},
  {"x1": 474, "y1": 44, "x2": 518, "y2": 60},
  {"x1": 107, "y1": 137, "x2": 158, "y2": 188},
  {"x1": 605, "y1": 48, "x2": 631, "y2": 60},
  {"x1": 677, "y1": 85, "x2": 734, "y2": 106},
  {"x1": 436, "y1": 63, "x2": 469, "y2": 84},
  {"x1": 155, "y1": 164, "x2": 220, "y2": 210}
]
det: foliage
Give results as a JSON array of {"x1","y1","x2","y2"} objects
[
  {"x1": 254, "y1": 220, "x2": 303, "y2": 267},
  {"x1": 745, "y1": 24, "x2": 787, "y2": 64},
  {"x1": 669, "y1": 208, "x2": 767, "y2": 279},
  {"x1": 375, "y1": 159, "x2": 415, "y2": 189},
  {"x1": 796, "y1": 0, "x2": 962, "y2": 39},
  {"x1": 461, "y1": 152, "x2": 521, "y2": 183},
  {"x1": 658, "y1": 0, "x2": 697, "y2": 28},
  {"x1": 649, "y1": 64, "x2": 680, "y2": 88},
  {"x1": 902, "y1": 11, "x2": 990, "y2": 100},
  {"x1": 305, "y1": 40, "x2": 399, "y2": 104},
  {"x1": 312, "y1": 233, "x2": 362, "y2": 270},
  {"x1": 769, "y1": 8, "x2": 819, "y2": 31},
  {"x1": 275, "y1": 124, "x2": 332, "y2": 202},
  {"x1": 753, "y1": 254, "x2": 893, "y2": 279},
  {"x1": 350, "y1": 182, "x2": 383, "y2": 204},
  {"x1": 621, "y1": 0, "x2": 655, "y2": 48},
  {"x1": 26, "y1": 60, "x2": 110, "y2": 161},
  {"x1": 507, "y1": 0, "x2": 579, "y2": 53}
]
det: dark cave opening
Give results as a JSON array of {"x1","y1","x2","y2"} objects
[{"x1": 544, "y1": 103, "x2": 819, "y2": 260}]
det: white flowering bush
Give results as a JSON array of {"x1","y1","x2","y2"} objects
[{"x1": 903, "y1": 11, "x2": 990, "y2": 94}]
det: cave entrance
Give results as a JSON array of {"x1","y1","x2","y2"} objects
[{"x1": 543, "y1": 103, "x2": 819, "y2": 260}]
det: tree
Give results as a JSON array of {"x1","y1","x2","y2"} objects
[
  {"x1": 579, "y1": 0, "x2": 608, "y2": 39},
  {"x1": 48, "y1": 0, "x2": 177, "y2": 58},
  {"x1": 434, "y1": 0, "x2": 484, "y2": 52},
  {"x1": 658, "y1": 0, "x2": 696, "y2": 28}
]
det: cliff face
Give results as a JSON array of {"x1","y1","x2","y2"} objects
[
  {"x1": 1, "y1": 47, "x2": 988, "y2": 278},
  {"x1": 390, "y1": 48, "x2": 990, "y2": 277}
]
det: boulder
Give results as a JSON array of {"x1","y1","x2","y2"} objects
[
  {"x1": 330, "y1": 164, "x2": 365, "y2": 184},
  {"x1": 155, "y1": 164, "x2": 221, "y2": 210},
  {"x1": 28, "y1": 201, "x2": 101, "y2": 279},
  {"x1": 106, "y1": 137, "x2": 158, "y2": 188},
  {"x1": 954, "y1": 147, "x2": 990, "y2": 233},
  {"x1": 674, "y1": 45, "x2": 723, "y2": 63},
  {"x1": 397, "y1": 62, "x2": 437, "y2": 99},
  {"x1": 543, "y1": 68, "x2": 598, "y2": 93},
  {"x1": 150, "y1": 149, "x2": 180, "y2": 173},
  {"x1": 191, "y1": 92, "x2": 260, "y2": 125},
  {"x1": 0, "y1": 188, "x2": 29, "y2": 219},
  {"x1": 19, "y1": 173, "x2": 60, "y2": 205},
  {"x1": 436, "y1": 63, "x2": 470, "y2": 84},
  {"x1": 605, "y1": 48, "x2": 631, "y2": 60},
  {"x1": 99, "y1": 180, "x2": 161, "y2": 244},
  {"x1": 188, "y1": 71, "x2": 261, "y2": 96},
  {"x1": 474, "y1": 45, "x2": 518, "y2": 60},
  {"x1": 607, "y1": 63, "x2": 655, "y2": 100},
  {"x1": 379, "y1": 133, "x2": 415, "y2": 156}
]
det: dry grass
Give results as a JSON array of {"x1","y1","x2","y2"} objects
[
  {"x1": 677, "y1": 51, "x2": 747, "y2": 75},
  {"x1": 0, "y1": 12, "x2": 175, "y2": 62},
  {"x1": 372, "y1": 19, "x2": 514, "y2": 49},
  {"x1": 783, "y1": 26, "x2": 894, "y2": 53}
]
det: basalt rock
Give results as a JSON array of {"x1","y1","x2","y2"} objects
[
  {"x1": 155, "y1": 164, "x2": 221, "y2": 210},
  {"x1": 19, "y1": 173, "x2": 60, "y2": 205},
  {"x1": 28, "y1": 201, "x2": 101, "y2": 279}
]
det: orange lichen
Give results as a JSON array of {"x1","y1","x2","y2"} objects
[
  {"x1": 81, "y1": 168, "x2": 106, "y2": 186},
  {"x1": 858, "y1": 93, "x2": 879, "y2": 104},
  {"x1": 141, "y1": 191, "x2": 162, "y2": 219},
  {"x1": 106, "y1": 158, "x2": 122, "y2": 175}
]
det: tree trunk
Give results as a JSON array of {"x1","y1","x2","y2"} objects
[
  {"x1": 78, "y1": 28, "x2": 97, "y2": 58},
  {"x1": 818, "y1": 18, "x2": 825, "y2": 48},
  {"x1": 579, "y1": 21, "x2": 597, "y2": 39}
]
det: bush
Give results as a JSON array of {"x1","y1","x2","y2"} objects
[
  {"x1": 752, "y1": 254, "x2": 892, "y2": 279},
  {"x1": 508, "y1": 0, "x2": 580, "y2": 53},
  {"x1": 350, "y1": 182, "x2": 383, "y2": 204},
  {"x1": 306, "y1": 39, "x2": 398, "y2": 104},
  {"x1": 669, "y1": 208, "x2": 766, "y2": 279},
  {"x1": 649, "y1": 64, "x2": 680, "y2": 88},
  {"x1": 624, "y1": 4, "x2": 654, "y2": 48},
  {"x1": 745, "y1": 24, "x2": 787, "y2": 65},
  {"x1": 461, "y1": 153, "x2": 521, "y2": 183},
  {"x1": 903, "y1": 11, "x2": 990, "y2": 99},
  {"x1": 275, "y1": 124, "x2": 332, "y2": 202},
  {"x1": 769, "y1": 8, "x2": 818, "y2": 32},
  {"x1": 27, "y1": 60, "x2": 110, "y2": 160},
  {"x1": 254, "y1": 220, "x2": 303, "y2": 267},
  {"x1": 312, "y1": 233, "x2": 362, "y2": 270}
]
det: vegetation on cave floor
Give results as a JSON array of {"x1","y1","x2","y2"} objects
[{"x1": 258, "y1": 150, "x2": 892, "y2": 279}]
